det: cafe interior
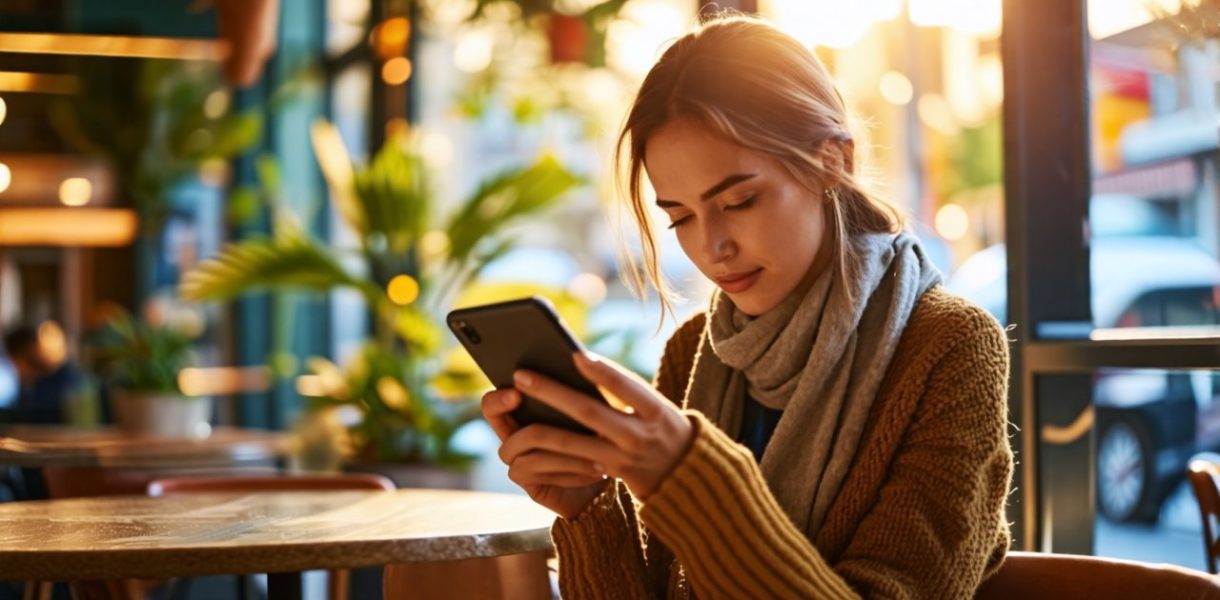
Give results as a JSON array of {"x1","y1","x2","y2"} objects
[{"x1": 1, "y1": 0, "x2": 1220, "y2": 598}]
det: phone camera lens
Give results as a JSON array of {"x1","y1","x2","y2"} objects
[{"x1": 457, "y1": 321, "x2": 481, "y2": 344}]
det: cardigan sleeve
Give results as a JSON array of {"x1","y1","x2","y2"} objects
[
  {"x1": 549, "y1": 312, "x2": 707, "y2": 599},
  {"x1": 551, "y1": 478, "x2": 655, "y2": 600},
  {"x1": 636, "y1": 313, "x2": 1012, "y2": 599},
  {"x1": 638, "y1": 411, "x2": 859, "y2": 599}
]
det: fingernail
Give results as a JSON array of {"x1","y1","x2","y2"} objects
[
  {"x1": 501, "y1": 392, "x2": 515, "y2": 407},
  {"x1": 577, "y1": 352, "x2": 600, "y2": 366},
  {"x1": 592, "y1": 463, "x2": 605, "y2": 475},
  {"x1": 513, "y1": 371, "x2": 533, "y2": 387}
]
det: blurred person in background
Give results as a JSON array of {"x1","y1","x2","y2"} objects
[
  {"x1": 2, "y1": 323, "x2": 80, "y2": 425},
  {"x1": 482, "y1": 13, "x2": 1011, "y2": 599}
]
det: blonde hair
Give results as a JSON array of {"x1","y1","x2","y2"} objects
[{"x1": 615, "y1": 14, "x2": 904, "y2": 321}]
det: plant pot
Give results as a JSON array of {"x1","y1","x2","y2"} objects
[
  {"x1": 345, "y1": 462, "x2": 473, "y2": 490},
  {"x1": 111, "y1": 390, "x2": 212, "y2": 439},
  {"x1": 548, "y1": 13, "x2": 588, "y2": 64}
]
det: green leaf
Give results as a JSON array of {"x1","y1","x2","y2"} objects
[
  {"x1": 208, "y1": 111, "x2": 263, "y2": 159},
  {"x1": 354, "y1": 139, "x2": 430, "y2": 255},
  {"x1": 445, "y1": 155, "x2": 582, "y2": 264},
  {"x1": 255, "y1": 153, "x2": 282, "y2": 196},
  {"x1": 584, "y1": 0, "x2": 629, "y2": 24},
  {"x1": 226, "y1": 185, "x2": 262, "y2": 225},
  {"x1": 395, "y1": 306, "x2": 444, "y2": 357},
  {"x1": 179, "y1": 232, "x2": 374, "y2": 302},
  {"x1": 311, "y1": 120, "x2": 367, "y2": 237}
]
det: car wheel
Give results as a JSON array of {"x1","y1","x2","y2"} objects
[{"x1": 1097, "y1": 416, "x2": 1158, "y2": 522}]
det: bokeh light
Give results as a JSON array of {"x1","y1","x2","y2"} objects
[
  {"x1": 381, "y1": 57, "x2": 413, "y2": 85},
  {"x1": 58, "y1": 177, "x2": 92, "y2": 207},
  {"x1": 935, "y1": 204, "x2": 970, "y2": 241},
  {"x1": 387, "y1": 274, "x2": 421, "y2": 306},
  {"x1": 880, "y1": 71, "x2": 914, "y2": 105}
]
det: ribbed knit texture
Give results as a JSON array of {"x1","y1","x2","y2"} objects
[{"x1": 552, "y1": 287, "x2": 1013, "y2": 599}]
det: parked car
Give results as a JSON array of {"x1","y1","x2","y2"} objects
[{"x1": 948, "y1": 236, "x2": 1220, "y2": 522}]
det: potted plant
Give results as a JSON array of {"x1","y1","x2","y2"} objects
[
  {"x1": 179, "y1": 122, "x2": 582, "y2": 485},
  {"x1": 467, "y1": 0, "x2": 629, "y2": 66},
  {"x1": 90, "y1": 299, "x2": 209, "y2": 439}
]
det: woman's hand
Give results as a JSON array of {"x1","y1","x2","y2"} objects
[
  {"x1": 500, "y1": 352, "x2": 694, "y2": 501},
  {"x1": 481, "y1": 387, "x2": 610, "y2": 519}
]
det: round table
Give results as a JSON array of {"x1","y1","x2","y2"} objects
[
  {"x1": 0, "y1": 489, "x2": 556, "y2": 599},
  {"x1": 0, "y1": 425, "x2": 295, "y2": 498},
  {"x1": 0, "y1": 425, "x2": 292, "y2": 468}
]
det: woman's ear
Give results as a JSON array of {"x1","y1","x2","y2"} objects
[
  {"x1": 818, "y1": 138, "x2": 855, "y2": 177},
  {"x1": 838, "y1": 139, "x2": 855, "y2": 174}
]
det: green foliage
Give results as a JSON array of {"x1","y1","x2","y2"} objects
[
  {"x1": 454, "y1": 0, "x2": 631, "y2": 125},
  {"x1": 468, "y1": 0, "x2": 629, "y2": 68},
  {"x1": 445, "y1": 155, "x2": 584, "y2": 264},
  {"x1": 90, "y1": 309, "x2": 197, "y2": 395},
  {"x1": 51, "y1": 60, "x2": 262, "y2": 229},
  {"x1": 944, "y1": 115, "x2": 1003, "y2": 202},
  {"x1": 179, "y1": 232, "x2": 378, "y2": 304},
  {"x1": 352, "y1": 139, "x2": 431, "y2": 255},
  {"x1": 181, "y1": 125, "x2": 583, "y2": 465},
  {"x1": 302, "y1": 344, "x2": 482, "y2": 466}
]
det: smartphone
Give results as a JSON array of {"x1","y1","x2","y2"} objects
[{"x1": 447, "y1": 296, "x2": 606, "y2": 434}]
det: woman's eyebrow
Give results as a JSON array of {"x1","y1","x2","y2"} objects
[{"x1": 655, "y1": 173, "x2": 757, "y2": 208}]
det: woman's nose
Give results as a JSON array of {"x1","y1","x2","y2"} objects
[{"x1": 701, "y1": 223, "x2": 737, "y2": 264}]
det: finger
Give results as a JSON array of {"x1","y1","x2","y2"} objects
[
  {"x1": 572, "y1": 352, "x2": 664, "y2": 420},
  {"x1": 481, "y1": 388, "x2": 521, "y2": 442},
  {"x1": 522, "y1": 473, "x2": 607, "y2": 488},
  {"x1": 521, "y1": 474, "x2": 604, "y2": 500},
  {"x1": 499, "y1": 423, "x2": 621, "y2": 467},
  {"x1": 509, "y1": 451, "x2": 605, "y2": 480},
  {"x1": 512, "y1": 369, "x2": 638, "y2": 447}
]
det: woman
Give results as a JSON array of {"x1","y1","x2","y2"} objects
[{"x1": 482, "y1": 14, "x2": 1012, "y2": 599}]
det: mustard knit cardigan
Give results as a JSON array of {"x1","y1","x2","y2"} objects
[{"x1": 551, "y1": 287, "x2": 1013, "y2": 599}]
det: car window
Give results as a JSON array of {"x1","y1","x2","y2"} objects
[{"x1": 1116, "y1": 286, "x2": 1220, "y2": 327}]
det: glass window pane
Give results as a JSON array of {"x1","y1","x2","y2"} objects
[
  {"x1": 1088, "y1": 0, "x2": 1220, "y2": 334},
  {"x1": 328, "y1": 62, "x2": 371, "y2": 363},
  {"x1": 1093, "y1": 367, "x2": 1217, "y2": 571}
]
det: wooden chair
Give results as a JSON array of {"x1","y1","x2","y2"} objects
[
  {"x1": 382, "y1": 551, "x2": 552, "y2": 600},
  {"x1": 147, "y1": 473, "x2": 394, "y2": 600},
  {"x1": 1187, "y1": 453, "x2": 1220, "y2": 574},
  {"x1": 975, "y1": 551, "x2": 1220, "y2": 599}
]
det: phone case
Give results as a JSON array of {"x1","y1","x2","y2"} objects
[{"x1": 446, "y1": 296, "x2": 605, "y2": 434}]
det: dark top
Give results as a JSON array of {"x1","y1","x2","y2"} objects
[
  {"x1": 737, "y1": 395, "x2": 783, "y2": 463},
  {"x1": 15, "y1": 363, "x2": 80, "y2": 425}
]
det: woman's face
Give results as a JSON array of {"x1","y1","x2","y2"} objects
[{"x1": 644, "y1": 118, "x2": 828, "y2": 316}]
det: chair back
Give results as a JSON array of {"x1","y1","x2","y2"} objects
[
  {"x1": 974, "y1": 551, "x2": 1220, "y2": 600},
  {"x1": 1189, "y1": 453, "x2": 1220, "y2": 575},
  {"x1": 147, "y1": 473, "x2": 394, "y2": 496}
]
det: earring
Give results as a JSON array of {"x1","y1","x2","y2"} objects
[{"x1": 824, "y1": 188, "x2": 836, "y2": 202}]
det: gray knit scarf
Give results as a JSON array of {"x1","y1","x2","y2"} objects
[{"x1": 681, "y1": 231, "x2": 941, "y2": 538}]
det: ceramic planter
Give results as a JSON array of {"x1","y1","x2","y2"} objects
[{"x1": 111, "y1": 390, "x2": 212, "y2": 439}]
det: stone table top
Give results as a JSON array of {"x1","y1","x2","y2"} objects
[
  {"x1": 0, "y1": 425, "x2": 294, "y2": 468},
  {"x1": 0, "y1": 489, "x2": 556, "y2": 580}
]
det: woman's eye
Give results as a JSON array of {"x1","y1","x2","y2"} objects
[
  {"x1": 725, "y1": 195, "x2": 758, "y2": 211},
  {"x1": 666, "y1": 215, "x2": 691, "y2": 230}
]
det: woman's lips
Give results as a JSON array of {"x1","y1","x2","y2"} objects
[{"x1": 715, "y1": 268, "x2": 763, "y2": 294}]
